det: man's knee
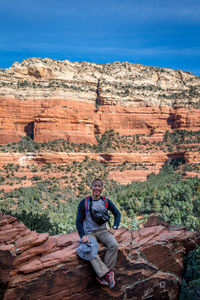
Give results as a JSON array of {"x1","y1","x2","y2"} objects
[
  {"x1": 114, "y1": 242, "x2": 119, "y2": 250},
  {"x1": 109, "y1": 240, "x2": 118, "y2": 251}
]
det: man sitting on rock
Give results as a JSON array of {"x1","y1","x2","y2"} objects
[{"x1": 76, "y1": 178, "x2": 121, "y2": 288}]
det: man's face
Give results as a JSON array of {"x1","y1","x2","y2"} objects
[{"x1": 91, "y1": 180, "x2": 103, "y2": 199}]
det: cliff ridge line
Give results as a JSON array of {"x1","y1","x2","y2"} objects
[{"x1": 0, "y1": 57, "x2": 199, "y2": 108}]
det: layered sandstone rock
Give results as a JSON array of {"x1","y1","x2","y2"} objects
[
  {"x1": 0, "y1": 98, "x2": 199, "y2": 145},
  {"x1": 1, "y1": 57, "x2": 200, "y2": 107},
  {"x1": 0, "y1": 152, "x2": 168, "y2": 166},
  {"x1": 34, "y1": 103, "x2": 200, "y2": 143},
  {"x1": 0, "y1": 58, "x2": 199, "y2": 144},
  {"x1": 0, "y1": 150, "x2": 199, "y2": 184},
  {"x1": 0, "y1": 213, "x2": 199, "y2": 300}
]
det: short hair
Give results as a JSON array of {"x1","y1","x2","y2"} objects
[{"x1": 91, "y1": 178, "x2": 103, "y2": 187}]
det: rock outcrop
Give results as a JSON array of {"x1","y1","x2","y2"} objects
[
  {"x1": 0, "y1": 58, "x2": 200, "y2": 144},
  {"x1": 0, "y1": 151, "x2": 169, "y2": 166},
  {"x1": 0, "y1": 213, "x2": 199, "y2": 300},
  {"x1": 0, "y1": 150, "x2": 199, "y2": 184}
]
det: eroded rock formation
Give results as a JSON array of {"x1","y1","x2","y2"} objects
[
  {"x1": 0, "y1": 213, "x2": 199, "y2": 300},
  {"x1": 0, "y1": 58, "x2": 199, "y2": 144},
  {"x1": 0, "y1": 149, "x2": 199, "y2": 184},
  {"x1": 0, "y1": 151, "x2": 169, "y2": 166}
]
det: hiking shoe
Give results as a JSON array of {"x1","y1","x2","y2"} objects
[
  {"x1": 96, "y1": 276, "x2": 109, "y2": 286},
  {"x1": 105, "y1": 271, "x2": 115, "y2": 288}
]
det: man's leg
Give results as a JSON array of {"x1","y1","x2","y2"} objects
[
  {"x1": 88, "y1": 234, "x2": 110, "y2": 278},
  {"x1": 95, "y1": 229, "x2": 119, "y2": 270}
]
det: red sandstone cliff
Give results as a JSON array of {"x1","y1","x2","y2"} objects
[
  {"x1": 0, "y1": 97, "x2": 199, "y2": 145},
  {"x1": 0, "y1": 58, "x2": 199, "y2": 183},
  {"x1": 0, "y1": 213, "x2": 199, "y2": 300},
  {"x1": 0, "y1": 58, "x2": 199, "y2": 145},
  {"x1": 0, "y1": 151, "x2": 169, "y2": 166},
  {"x1": 0, "y1": 150, "x2": 199, "y2": 184}
]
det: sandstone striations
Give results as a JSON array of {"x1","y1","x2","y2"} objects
[
  {"x1": 0, "y1": 58, "x2": 199, "y2": 183},
  {"x1": 0, "y1": 150, "x2": 199, "y2": 184},
  {"x1": 0, "y1": 58, "x2": 200, "y2": 144},
  {"x1": 0, "y1": 213, "x2": 200, "y2": 300},
  {"x1": 0, "y1": 151, "x2": 169, "y2": 166}
]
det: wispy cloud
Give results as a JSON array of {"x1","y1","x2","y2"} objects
[
  {"x1": 1, "y1": 0, "x2": 200, "y2": 23},
  {"x1": 0, "y1": 39, "x2": 199, "y2": 58},
  {"x1": 109, "y1": 1, "x2": 200, "y2": 22}
]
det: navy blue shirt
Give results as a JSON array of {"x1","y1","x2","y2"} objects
[{"x1": 76, "y1": 196, "x2": 121, "y2": 238}]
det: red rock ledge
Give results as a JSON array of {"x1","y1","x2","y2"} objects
[{"x1": 0, "y1": 213, "x2": 199, "y2": 300}]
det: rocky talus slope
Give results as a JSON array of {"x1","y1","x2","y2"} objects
[{"x1": 0, "y1": 213, "x2": 200, "y2": 300}]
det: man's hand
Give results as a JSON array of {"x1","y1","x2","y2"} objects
[{"x1": 81, "y1": 235, "x2": 90, "y2": 243}]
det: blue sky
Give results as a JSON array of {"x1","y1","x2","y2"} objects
[{"x1": 0, "y1": 0, "x2": 200, "y2": 75}]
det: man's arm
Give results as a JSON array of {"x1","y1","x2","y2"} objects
[
  {"x1": 107, "y1": 199, "x2": 121, "y2": 229},
  {"x1": 76, "y1": 199, "x2": 86, "y2": 238}
]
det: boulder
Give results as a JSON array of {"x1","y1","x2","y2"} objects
[{"x1": 0, "y1": 213, "x2": 199, "y2": 299}]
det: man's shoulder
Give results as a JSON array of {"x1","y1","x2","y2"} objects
[
  {"x1": 78, "y1": 198, "x2": 86, "y2": 207},
  {"x1": 79, "y1": 196, "x2": 91, "y2": 205},
  {"x1": 101, "y1": 195, "x2": 109, "y2": 201},
  {"x1": 101, "y1": 196, "x2": 113, "y2": 208}
]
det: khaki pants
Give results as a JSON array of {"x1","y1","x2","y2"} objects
[{"x1": 88, "y1": 229, "x2": 119, "y2": 278}]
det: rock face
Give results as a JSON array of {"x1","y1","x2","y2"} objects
[
  {"x1": 1, "y1": 151, "x2": 199, "y2": 184},
  {"x1": 0, "y1": 58, "x2": 200, "y2": 144},
  {"x1": 0, "y1": 213, "x2": 199, "y2": 300},
  {"x1": 0, "y1": 151, "x2": 169, "y2": 166}
]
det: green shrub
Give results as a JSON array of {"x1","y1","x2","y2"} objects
[
  {"x1": 179, "y1": 246, "x2": 200, "y2": 300},
  {"x1": 1, "y1": 210, "x2": 60, "y2": 235}
]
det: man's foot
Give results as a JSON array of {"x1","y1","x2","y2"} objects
[
  {"x1": 96, "y1": 276, "x2": 109, "y2": 286},
  {"x1": 105, "y1": 271, "x2": 115, "y2": 288}
]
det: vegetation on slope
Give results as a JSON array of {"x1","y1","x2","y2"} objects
[
  {"x1": 0, "y1": 129, "x2": 199, "y2": 233},
  {"x1": 0, "y1": 129, "x2": 199, "y2": 298},
  {"x1": 179, "y1": 246, "x2": 200, "y2": 300},
  {"x1": 1, "y1": 160, "x2": 200, "y2": 234},
  {"x1": 0, "y1": 129, "x2": 199, "y2": 155}
]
